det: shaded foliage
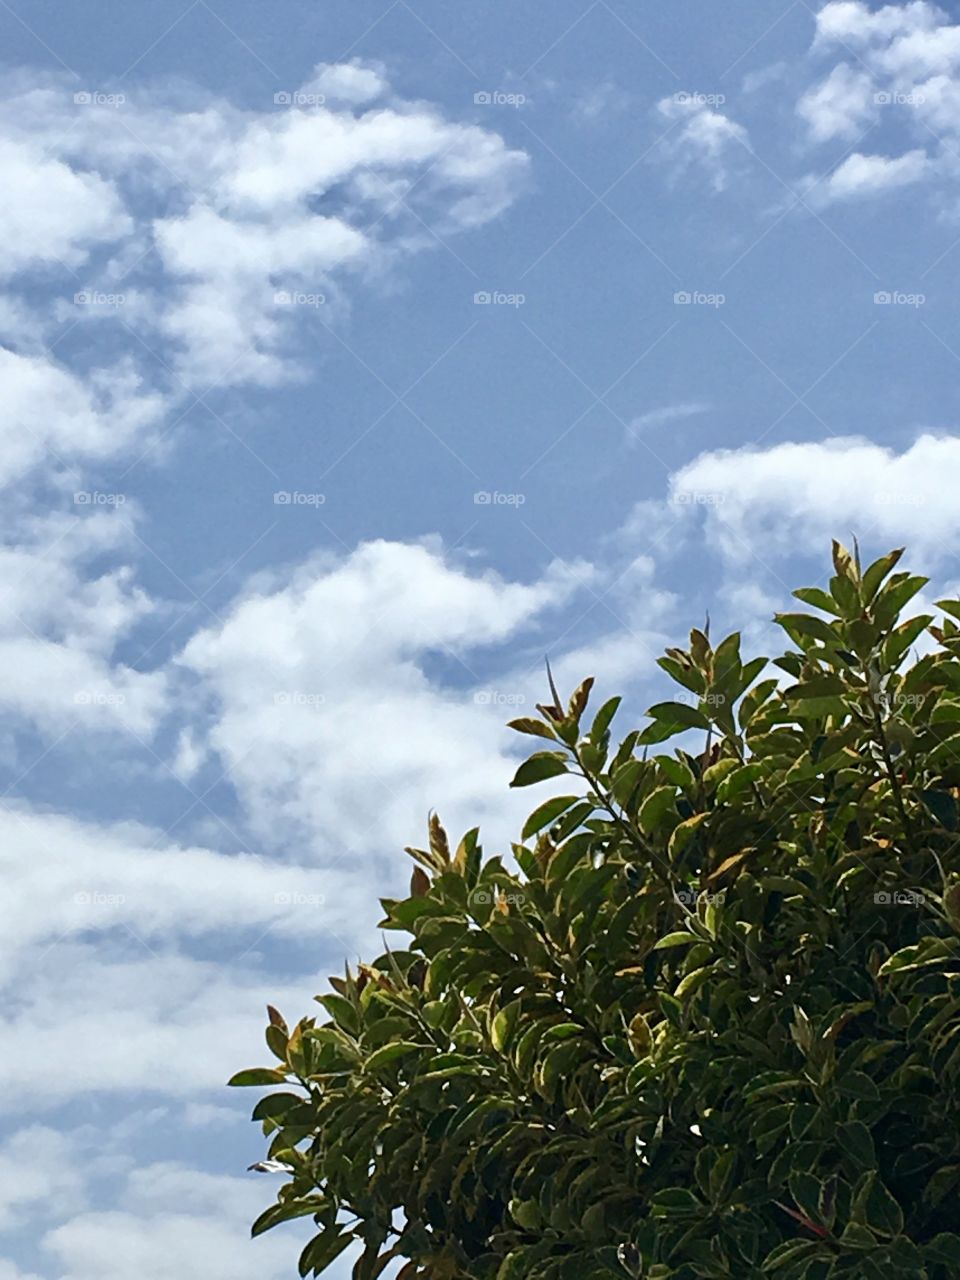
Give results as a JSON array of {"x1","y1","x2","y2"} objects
[{"x1": 232, "y1": 543, "x2": 960, "y2": 1279}]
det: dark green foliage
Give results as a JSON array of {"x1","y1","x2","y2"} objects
[{"x1": 231, "y1": 543, "x2": 960, "y2": 1279}]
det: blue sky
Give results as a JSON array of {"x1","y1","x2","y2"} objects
[{"x1": 3, "y1": 1, "x2": 960, "y2": 1276}]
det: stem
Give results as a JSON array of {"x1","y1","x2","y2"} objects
[
  {"x1": 865, "y1": 688, "x2": 917, "y2": 850},
  {"x1": 570, "y1": 742, "x2": 696, "y2": 921}
]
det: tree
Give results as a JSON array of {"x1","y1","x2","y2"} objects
[{"x1": 231, "y1": 542, "x2": 960, "y2": 1280}]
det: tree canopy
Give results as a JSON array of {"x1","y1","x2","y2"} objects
[{"x1": 231, "y1": 542, "x2": 960, "y2": 1280}]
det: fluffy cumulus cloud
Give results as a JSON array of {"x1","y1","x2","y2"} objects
[
  {"x1": 0, "y1": 61, "x2": 529, "y2": 741},
  {"x1": 666, "y1": 433, "x2": 960, "y2": 560},
  {"x1": 799, "y1": 1, "x2": 960, "y2": 204},
  {"x1": 0, "y1": 137, "x2": 129, "y2": 277},
  {"x1": 43, "y1": 1165, "x2": 297, "y2": 1280},
  {"x1": 0, "y1": 64, "x2": 527, "y2": 391},
  {"x1": 178, "y1": 539, "x2": 593, "y2": 859},
  {"x1": 0, "y1": 511, "x2": 166, "y2": 735}
]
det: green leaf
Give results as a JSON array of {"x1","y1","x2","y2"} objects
[
  {"x1": 650, "y1": 1187, "x2": 702, "y2": 1215},
  {"x1": 363, "y1": 1041, "x2": 424, "y2": 1072},
  {"x1": 227, "y1": 1067, "x2": 287, "y2": 1087},
  {"x1": 921, "y1": 788, "x2": 959, "y2": 831},
  {"x1": 521, "y1": 795, "x2": 580, "y2": 840},
  {"x1": 850, "y1": 1171, "x2": 904, "y2": 1238},
  {"x1": 491, "y1": 1001, "x2": 521, "y2": 1052},
  {"x1": 638, "y1": 786, "x2": 678, "y2": 833},
  {"x1": 589, "y1": 696, "x2": 621, "y2": 743},
  {"x1": 654, "y1": 931, "x2": 698, "y2": 950},
  {"x1": 926, "y1": 1233, "x2": 960, "y2": 1266},
  {"x1": 862, "y1": 549, "x2": 904, "y2": 601},
  {"x1": 252, "y1": 1197, "x2": 326, "y2": 1238},
  {"x1": 793, "y1": 586, "x2": 842, "y2": 616},
  {"x1": 838, "y1": 1120, "x2": 876, "y2": 1168},
  {"x1": 717, "y1": 762, "x2": 762, "y2": 803},
  {"x1": 507, "y1": 717, "x2": 556, "y2": 740},
  {"x1": 510, "y1": 752, "x2": 569, "y2": 788}
]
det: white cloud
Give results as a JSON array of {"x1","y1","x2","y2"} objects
[
  {"x1": 813, "y1": 1, "x2": 943, "y2": 48},
  {"x1": 655, "y1": 95, "x2": 748, "y2": 192},
  {"x1": 808, "y1": 147, "x2": 930, "y2": 202},
  {"x1": 302, "y1": 60, "x2": 389, "y2": 106},
  {"x1": 0, "y1": 512, "x2": 166, "y2": 735},
  {"x1": 0, "y1": 67, "x2": 527, "y2": 391},
  {"x1": 668, "y1": 432, "x2": 960, "y2": 559},
  {"x1": 0, "y1": 803, "x2": 383, "y2": 978},
  {"x1": 801, "y1": 2, "x2": 960, "y2": 205},
  {"x1": 627, "y1": 401, "x2": 711, "y2": 437},
  {"x1": 0, "y1": 349, "x2": 167, "y2": 490},
  {"x1": 179, "y1": 539, "x2": 591, "y2": 858},
  {"x1": 0, "y1": 138, "x2": 129, "y2": 278},
  {"x1": 797, "y1": 63, "x2": 878, "y2": 140},
  {"x1": 0, "y1": 943, "x2": 322, "y2": 1109},
  {"x1": 43, "y1": 1164, "x2": 296, "y2": 1280},
  {"x1": 0, "y1": 1128, "x2": 88, "y2": 1232}
]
